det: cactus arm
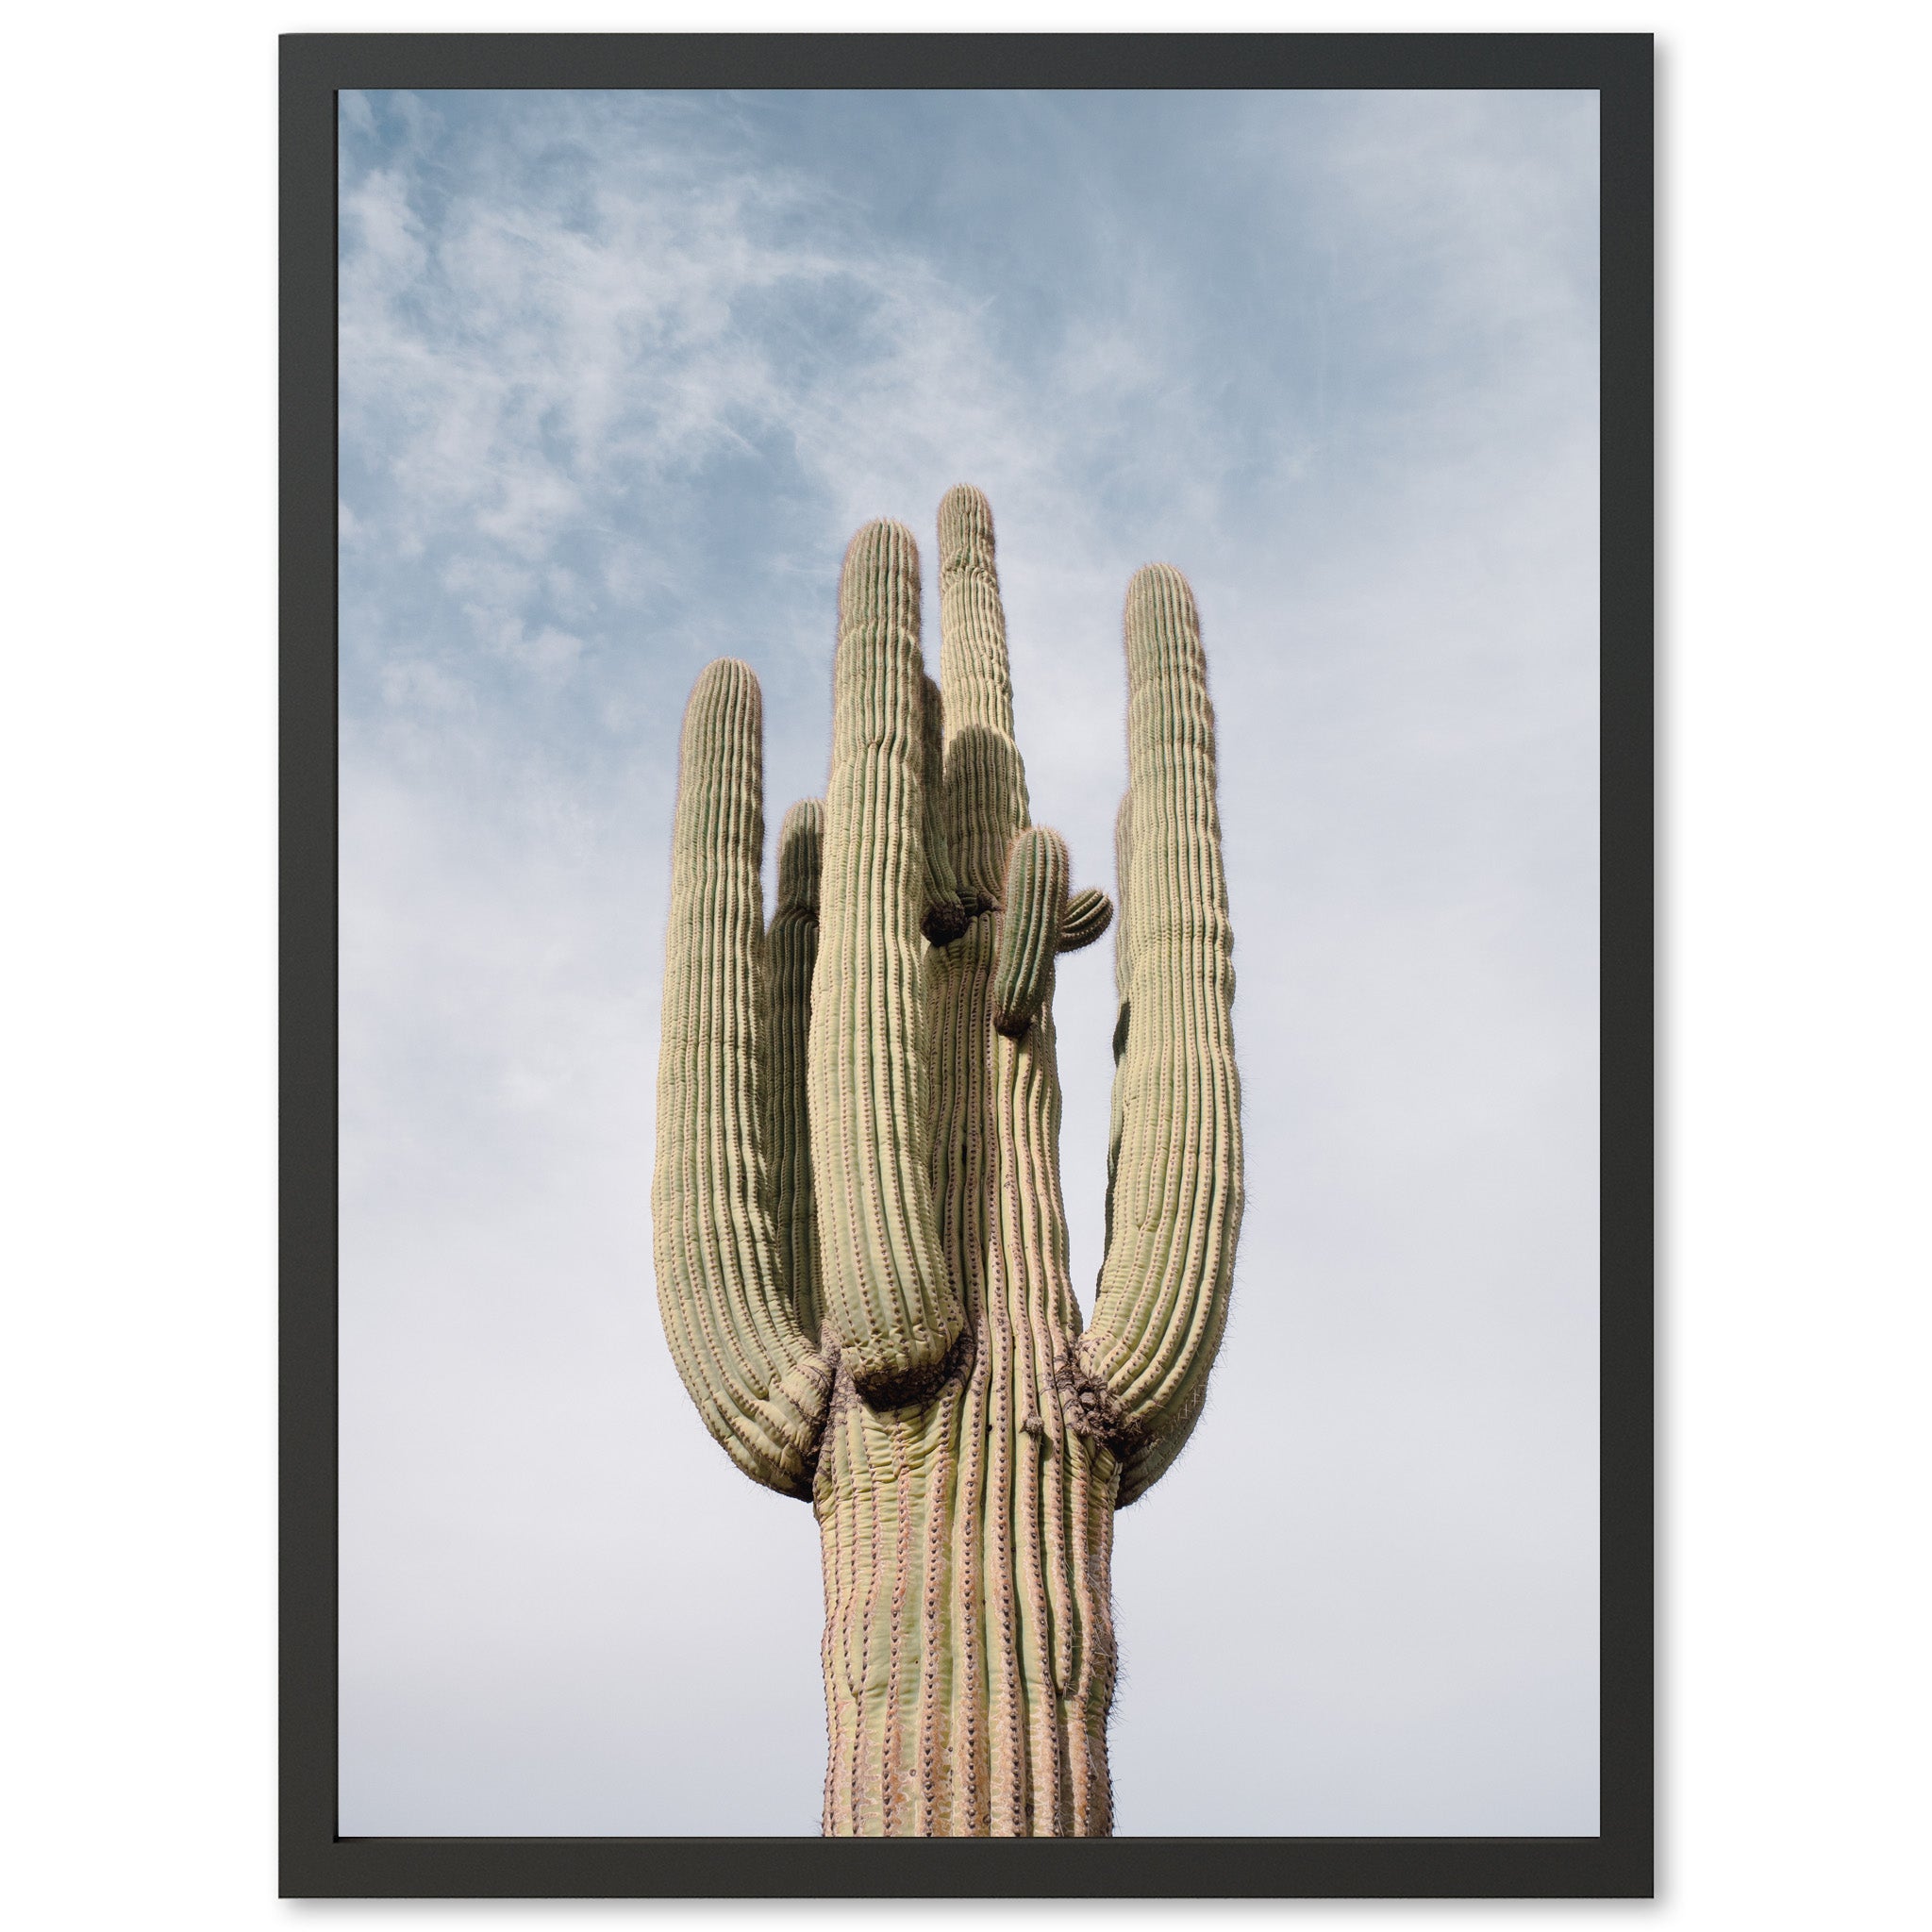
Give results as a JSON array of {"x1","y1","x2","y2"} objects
[
  {"x1": 936, "y1": 485, "x2": 1029, "y2": 901},
  {"x1": 1114, "y1": 1372, "x2": 1208, "y2": 1508},
  {"x1": 1058, "y1": 886, "x2": 1114, "y2": 955},
  {"x1": 653, "y1": 659, "x2": 833, "y2": 1498},
  {"x1": 990, "y1": 826, "x2": 1069, "y2": 1038},
  {"x1": 919, "y1": 673, "x2": 971, "y2": 945},
  {"x1": 810, "y1": 520, "x2": 965, "y2": 1405},
  {"x1": 1078, "y1": 565, "x2": 1243, "y2": 1478},
  {"x1": 767, "y1": 799, "x2": 824, "y2": 1341}
]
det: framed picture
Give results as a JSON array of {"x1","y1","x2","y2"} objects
[{"x1": 283, "y1": 30, "x2": 1652, "y2": 1897}]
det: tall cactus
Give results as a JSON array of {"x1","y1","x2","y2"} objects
[{"x1": 653, "y1": 487, "x2": 1241, "y2": 1836}]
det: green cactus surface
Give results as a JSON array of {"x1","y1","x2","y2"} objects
[{"x1": 653, "y1": 487, "x2": 1242, "y2": 1835}]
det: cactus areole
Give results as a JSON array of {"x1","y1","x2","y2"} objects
[{"x1": 653, "y1": 487, "x2": 1242, "y2": 1836}]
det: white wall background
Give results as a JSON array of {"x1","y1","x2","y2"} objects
[{"x1": 5, "y1": 0, "x2": 1929, "y2": 1924}]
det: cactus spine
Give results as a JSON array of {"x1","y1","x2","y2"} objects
[{"x1": 654, "y1": 488, "x2": 1242, "y2": 1835}]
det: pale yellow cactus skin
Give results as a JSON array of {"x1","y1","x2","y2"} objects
[{"x1": 653, "y1": 488, "x2": 1242, "y2": 1835}]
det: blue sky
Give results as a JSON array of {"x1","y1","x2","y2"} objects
[{"x1": 338, "y1": 87, "x2": 1599, "y2": 1837}]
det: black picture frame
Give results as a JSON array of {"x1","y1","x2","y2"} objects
[{"x1": 282, "y1": 30, "x2": 1653, "y2": 1898}]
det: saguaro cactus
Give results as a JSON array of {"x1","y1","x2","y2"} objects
[{"x1": 654, "y1": 487, "x2": 1241, "y2": 1836}]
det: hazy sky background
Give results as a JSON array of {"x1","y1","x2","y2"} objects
[{"x1": 338, "y1": 88, "x2": 1599, "y2": 1837}]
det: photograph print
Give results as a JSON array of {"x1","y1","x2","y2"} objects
[{"x1": 300, "y1": 42, "x2": 1645, "y2": 1886}]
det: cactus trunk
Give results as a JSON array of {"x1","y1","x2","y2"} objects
[
  {"x1": 654, "y1": 488, "x2": 1241, "y2": 1836},
  {"x1": 818, "y1": 940, "x2": 1119, "y2": 1835}
]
